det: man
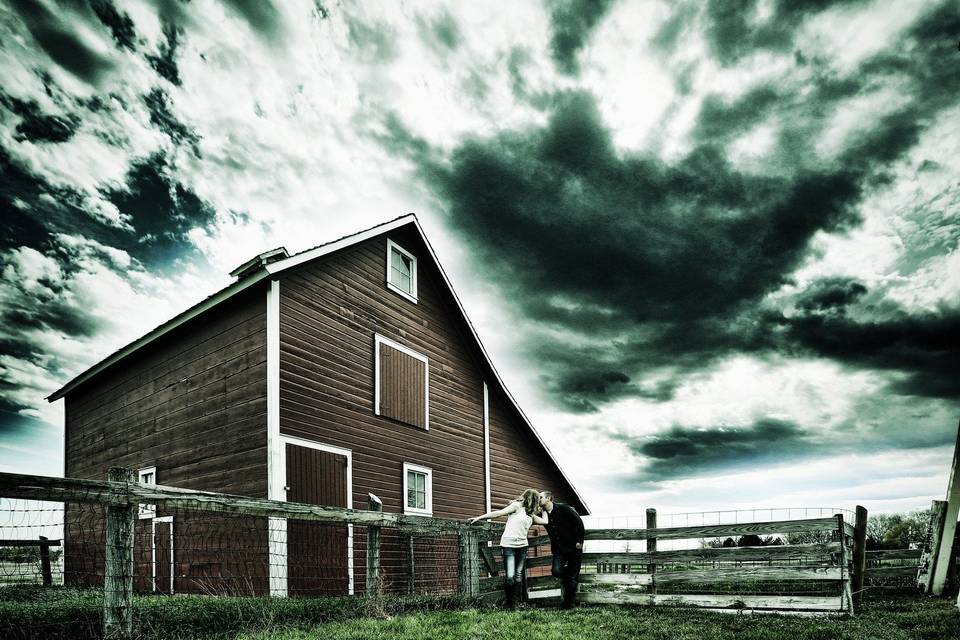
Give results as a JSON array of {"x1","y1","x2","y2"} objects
[{"x1": 539, "y1": 490, "x2": 584, "y2": 609}]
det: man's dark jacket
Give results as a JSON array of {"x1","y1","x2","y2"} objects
[{"x1": 544, "y1": 502, "x2": 584, "y2": 554}]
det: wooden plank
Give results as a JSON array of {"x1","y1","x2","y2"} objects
[
  {"x1": 577, "y1": 592, "x2": 845, "y2": 611},
  {"x1": 655, "y1": 565, "x2": 842, "y2": 584},
  {"x1": 852, "y1": 505, "x2": 867, "y2": 608},
  {"x1": 867, "y1": 549, "x2": 923, "y2": 560},
  {"x1": 837, "y1": 514, "x2": 853, "y2": 616},
  {"x1": 103, "y1": 468, "x2": 134, "y2": 640},
  {"x1": 525, "y1": 573, "x2": 654, "y2": 590},
  {"x1": 584, "y1": 518, "x2": 841, "y2": 541},
  {"x1": 38, "y1": 536, "x2": 52, "y2": 586},
  {"x1": 479, "y1": 543, "x2": 498, "y2": 576},
  {"x1": 863, "y1": 566, "x2": 920, "y2": 577},
  {"x1": 458, "y1": 530, "x2": 480, "y2": 597},
  {"x1": 0, "y1": 539, "x2": 62, "y2": 547},
  {"x1": 647, "y1": 508, "x2": 657, "y2": 595},
  {"x1": 922, "y1": 499, "x2": 949, "y2": 593},
  {"x1": 406, "y1": 535, "x2": 416, "y2": 595},
  {"x1": 0, "y1": 471, "x2": 505, "y2": 535},
  {"x1": 562, "y1": 542, "x2": 842, "y2": 566}
]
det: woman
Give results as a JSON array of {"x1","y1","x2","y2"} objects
[{"x1": 467, "y1": 488, "x2": 547, "y2": 608}]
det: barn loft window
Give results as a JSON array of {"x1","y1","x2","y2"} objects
[
  {"x1": 386, "y1": 239, "x2": 418, "y2": 303},
  {"x1": 374, "y1": 334, "x2": 429, "y2": 430},
  {"x1": 138, "y1": 466, "x2": 156, "y2": 519},
  {"x1": 403, "y1": 463, "x2": 433, "y2": 516}
]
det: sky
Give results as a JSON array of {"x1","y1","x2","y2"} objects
[{"x1": 0, "y1": 0, "x2": 958, "y2": 518}]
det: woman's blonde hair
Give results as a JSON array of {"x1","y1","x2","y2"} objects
[{"x1": 517, "y1": 489, "x2": 540, "y2": 516}]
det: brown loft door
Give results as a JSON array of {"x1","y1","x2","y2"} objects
[
  {"x1": 379, "y1": 342, "x2": 427, "y2": 428},
  {"x1": 286, "y1": 444, "x2": 350, "y2": 596},
  {"x1": 154, "y1": 519, "x2": 173, "y2": 595}
]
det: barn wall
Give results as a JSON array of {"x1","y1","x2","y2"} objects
[
  {"x1": 277, "y1": 225, "x2": 582, "y2": 592},
  {"x1": 62, "y1": 288, "x2": 269, "y2": 593}
]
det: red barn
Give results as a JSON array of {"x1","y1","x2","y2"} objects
[{"x1": 48, "y1": 214, "x2": 588, "y2": 597}]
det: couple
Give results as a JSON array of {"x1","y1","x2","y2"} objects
[{"x1": 468, "y1": 489, "x2": 584, "y2": 609}]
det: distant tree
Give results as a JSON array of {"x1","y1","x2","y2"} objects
[{"x1": 865, "y1": 510, "x2": 931, "y2": 549}]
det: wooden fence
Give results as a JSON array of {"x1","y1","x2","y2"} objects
[
  {"x1": 481, "y1": 510, "x2": 868, "y2": 616},
  {"x1": 0, "y1": 469, "x2": 502, "y2": 640}
]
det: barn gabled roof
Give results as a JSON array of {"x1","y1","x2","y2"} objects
[{"x1": 47, "y1": 214, "x2": 590, "y2": 513}]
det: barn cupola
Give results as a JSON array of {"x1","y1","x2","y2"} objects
[{"x1": 229, "y1": 247, "x2": 289, "y2": 280}]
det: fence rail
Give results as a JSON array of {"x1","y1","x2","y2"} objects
[
  {"x1": 0, "y1": 469, "x2": 875, "y2": 639},
  {"x1": 482, "y1": 509, "x2": 865, "y2": 616}
]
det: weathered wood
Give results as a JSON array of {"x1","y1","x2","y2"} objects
[
  {"x1": 526, "y1": 542, "x2": 841, "y2": 567},
  {"x1": 837, "y1": 514, "x2": 854, "y2": 616},
  {"x1": 526, "y1": 534, "x2": 551, "y2": 547},
  {"x1": 660, "y1": 565, "x2": 842, "y2": 584},
  {"x1": 0, "y1": 539, "x2": 62, "y2": 547},
  {"x1": 38, "y1": 536, "x2": 52, "y2": 586},
  {"x1": 366, "y1": 494, "x2": 382, "y2": 597},
  {"x1": 852, "y1": 505, "x2": 867, "y2": 608},
  {"x1": 479, "y1": 542, "x2": 498, "y2": 576},
  {"x1": 458, "y1": 529, "x2": 480, "y2": 597},
  {"x1": 0, "y1": 471, "x2": 504, "y2": 535},
  {"x1": 583, "y1": 517, "x2": 841, "y2": 542},
  {"x1": 867, "y1": 548, "x2": 923, "y2": 560},
  {"x1": 921, "y1": 499, "x2": 949, "y2": 593},
  {"x1": 646, "y1": 508, "x2": 657, "y2": 595},
  {"x1": 931, "y1": 419, "x2": 960, "y2": 596},
  {"x1": 863, "y1": 565, "x2": 920, "y2": 577},
  {"x1": 103, "y1": 468, "x2": 135, "y2": 640},
  {"x1": 576, "y1": 591, "x2": 845, "y2": 611}
]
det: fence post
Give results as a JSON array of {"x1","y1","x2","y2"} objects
[
  {"x1": 39, "y1": 536, "x2": 52, "y2": 586},
  {"x1": 646, "y1": 508, "x2": 657, "y2": 595},
  {"x1": 366, "y1": 493, "x2": 382, "y2": 597},
  {"x1": 458, "y1": 529, "x2": 479, "y2": 597},
  {"x1": 931, "y1": 419, "x2": 960, "y2": 596},
  {"x1": 920, "y1": 500, "x2": 948, "y2": 593},
  {"x1": 836, "y1": 514, "x2": 854, "y2": 616},
  {"x1": 104, "y1": 467, "x2": 135, "y2": 640},
  {"x1": 852, "y1": 505, "x2": 867, "y2": 609}
]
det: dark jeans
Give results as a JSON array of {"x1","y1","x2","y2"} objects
[
  {"x1": 501, "y1": 546, "x2": 528, "y2": 587},
  {"x1": 551, "y1": 549, "x2": 583, "y2": 605}
]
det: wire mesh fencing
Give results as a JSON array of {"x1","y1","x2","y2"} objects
[{"x1": 0, "y1": 472, "x2": 500, "y2": 640}]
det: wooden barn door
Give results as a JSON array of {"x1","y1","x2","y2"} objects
[{"x1": 285, "y1": 443, "x2": 350, "y2": 596}]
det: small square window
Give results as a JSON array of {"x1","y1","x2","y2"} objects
[
  {"x1": 386, "y1": 239, "x2": 417, "y2": 302},
  {"x1": 403, "y1": 463, "x2": 432, "y2": 516},
  {"x1": 138, "y1": 466, "x2": 157, "y2": 519}
]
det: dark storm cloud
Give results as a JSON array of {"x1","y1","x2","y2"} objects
[
  {"x1": 90, "y1": 0, "x2": 138, "y2": 51},
  {"x1": 382, "y1": 1, "x2": 959, "y2": 413},
  {"x1": 546, "y1": 0, "x2": 615, "y2": 75},
  {"x1": 619, "y1": 419, "x2": 811, "y2": 480},
  {"x1": 8, "y1": 0, "x2": 114, "y2": 84},
  {"x1": 143, "y1": 88, "x2": 200, "y2": 153},
  {"x1": 0, "y1": 93, "x2": 80, "y2": 144},
  {"x1": 146, "y1": 22, "x2": 183, "y2": 86}
]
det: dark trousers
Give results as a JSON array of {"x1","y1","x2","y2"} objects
[{"x1": 551, "y1": 549, "x2": 583, "y2": 605}]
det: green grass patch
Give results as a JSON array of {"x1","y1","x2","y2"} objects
[
  {"x1": 239, "y1": 598, "x2": 960, "y2": 640},
  {"x1": 1, "y1": 586, "x2": 956, "y2": 640}
]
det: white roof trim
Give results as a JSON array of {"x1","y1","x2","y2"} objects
[{"x1": 47, "y1": 213, "x2": 590, "y2": 513}]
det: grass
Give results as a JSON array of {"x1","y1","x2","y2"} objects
[
  {"x1": 0, "y1": 586, "x2": 956, "y2": 640},
  {"x1": 239, "y1": 598, "x2": 959, "y2": 640}
]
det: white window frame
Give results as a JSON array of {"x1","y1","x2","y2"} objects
[
  {"x1": 138, "y1": 466, "x2": 157, "y2": 520},
  {"x1": 374, "y1": 334, "x2": 430, "y2": 430},
  {"x1": 386, "y1": 239, "x2": 418, "y2": 303},
  {"x1": 402, "y1": 462, "x2": 433, "y2": 516}
]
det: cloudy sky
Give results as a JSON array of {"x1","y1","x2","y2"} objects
[{"x1": 1, "y1": 0, "x2": 957, "y2": 517}]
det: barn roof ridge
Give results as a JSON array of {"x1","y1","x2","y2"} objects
[{"x1": 47, "y1": 213, "x2": 590, "y2": 513}]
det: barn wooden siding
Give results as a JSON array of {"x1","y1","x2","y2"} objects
[
  {"x1": 63, "y1": 289, "x2": 269, "y2": 592},
  {"x1": 378, "y1": 341, "x2": 427, "y2": 429},
  {"x1": 277, "y1": 226, "x2": 581, "y2": 593}
]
